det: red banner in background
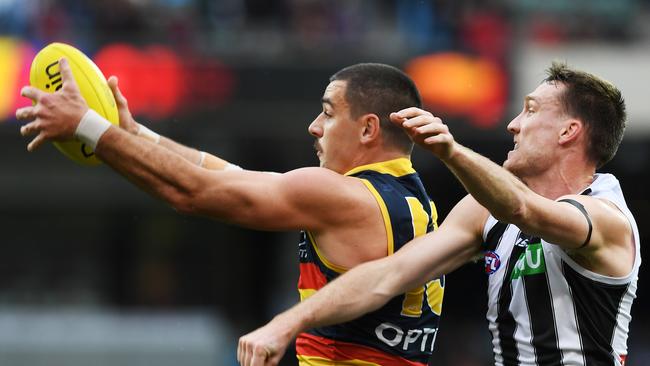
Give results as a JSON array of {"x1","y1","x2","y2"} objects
[
  {"x1": 94, "y1": 43, "x2": 235, "y2": 121},
  {"x1": 1, "y1": 39, "x2": 235, "y2": 122}
]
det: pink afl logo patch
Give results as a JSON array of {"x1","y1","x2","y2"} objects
[{"x1": 484, "y1": 251, "x2": 501, "y2": 274}]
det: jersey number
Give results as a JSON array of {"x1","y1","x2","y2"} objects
[{"x1": 401, "y1": 197, "x2": 444, "y2": 316}]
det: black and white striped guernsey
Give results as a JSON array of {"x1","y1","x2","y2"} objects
[{"x1": 481, "y1": 173, "x2": 641, "y2": 366}]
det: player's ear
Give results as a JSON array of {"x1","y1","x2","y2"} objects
[
  {"x1": 360, "y1": 113, "x2": 380, "y2": 144},
  {"x1": 558, "y1": 118, "x2": 583, "y2": 145}
]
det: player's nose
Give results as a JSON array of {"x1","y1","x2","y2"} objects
[{"x1": 308, "y1": 117, "x2": 323, "y2": 138}]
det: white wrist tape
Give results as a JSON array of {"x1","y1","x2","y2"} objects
[
  {"x1": 75, "y1": 109, "x2": 112, "y2": 150},
  {"x1": 137, "y1": 124, "x2": 161, "y2": 143},
  {"x1": 225, "y1": 162, "x2": 243, "y2": 171},
  {"x1": 198, "y1": 151, "x2": 207, "y2": 167}
]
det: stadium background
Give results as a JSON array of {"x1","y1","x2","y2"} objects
[{"x1": 1, "y1": 1, "x2": 648, "y2": 365}]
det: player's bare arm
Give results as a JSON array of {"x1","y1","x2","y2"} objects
[
  {"x1": 108, "y1": 75, "x2": 232, "y2": 170},
  {"x1": 17, "y1": 57, "x2": 374, "y2": 233},
  {"x1": 392, "y1": 107, "x2": 635, "y2": 277},
  {"x1": 237, "y1": 195, "x2": 488, "y2": 366}
]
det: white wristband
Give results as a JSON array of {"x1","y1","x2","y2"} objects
[
  {"x1": 225, "y1": 162, "x2": 243, "y2": 171},
  {"x1": 198, "y1": 151, "x2": 207, "y2": 167},
  {"x1": 137, "y1": 124, "x2": 161, "y2": 143},
  {"x1": 75, "y1": 109, "x2": 112, "y2": 150}
]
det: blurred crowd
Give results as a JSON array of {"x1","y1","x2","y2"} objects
[{"x1": 1, "y1": 0, "x2": 646, "y2": 61}]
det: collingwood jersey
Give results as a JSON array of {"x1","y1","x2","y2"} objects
[
  {"x1": 296, "y1": 158, "x2": 443, "y2": 366},
  {"x1": 481, "y1": 174, "x2": 640, "y2": 366}
]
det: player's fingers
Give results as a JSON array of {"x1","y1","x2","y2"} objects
[
  {"x1": 415, "y1": 122, "x2": 448, "y2": 136},
  {"x1": 241, "y1": 341, "x2": 252, "y2": 366},
  {"x1": 16, "y1": 106, "x2": 37, "y2": 121},
  {"x1": 389, "y1": 112, "x2": 407, "y2": 125},
  {"x1": 58, "y1": 58, "x2": 80, "y2": 93},
  {"x1": 423, "y1": 134, "x2": 452, "y2": 145},
  {"x1": 250, "y1": 346, "x2": 271, "y2": 366},
  {"x1": 237, "y1": 337, "x2": 246, "y2": 364},
  {"x1": 20, "y1": 86, "x2": 45, "y2": 102},
  {"x1": 408, "y1": 115, "x2": 444, "y2": 129},
  {"x1": 392, "y1": 107, "x2": 433, "y2": 119},
  {"x1": 107, "y1": 76, "x2": 120, "y2": 98},
  {"x1": 27, "y1": 133, "x2": 47, "y2": 152},
  {"x1": 402, "y1": 114, "x2": 438, "y2": 129},
  {"x1": 236, "y1": 339, "x2": 241, "y2": 364},
  {"x1": 108, "y1": 76, "x2": 128, "y2": 105},
  {"x1": 263, "y1": 346, "x2": 274, "y2": 360},
  {"x1": 249, "y1": 352, "x2": 260, "y2": 366},
  {"x1": 20, "y1": 121, "x2": 41, "y2": 137},
  {"x1": 265, "y1": 347, "x2": 281, "y2": 366}
]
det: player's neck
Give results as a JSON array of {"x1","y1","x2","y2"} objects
[
  {"x1": 353, "y1": 148, "x2": 410, "y2": 169},
  {"x1": 523, "y1": 161, "x2": 596, "y2": 200}
]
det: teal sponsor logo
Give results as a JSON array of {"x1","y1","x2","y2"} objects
[{"x1": 511, "y1": 243, "x2": 546, "y2": 279}]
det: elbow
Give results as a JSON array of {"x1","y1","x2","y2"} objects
[
  {"x1": 168, "y1": 189, "x2": 203, "y2": 216},
  {"x1": 492, "y1": 199, "x2": 528, "y2": 226},
  {"x1": 169, "y1": 172, "x2": 215, "y2": 216},
  {"x1": 169, "y1": 181, "x2": 250, "y2": 222},
  {"x1": 510, "y1": 203, "x2": 529, "y2": 226},
  {"x1": 371, "y1": 261, "x2": 406, "y2": 300},
  {"x1": 169, "y1": 194, "x2": 195, "y2": 216}
]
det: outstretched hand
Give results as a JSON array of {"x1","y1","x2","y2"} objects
[
  {"x1": 107, "y1": 75, "x2": 139, "y2": 135},
  {"x1": 390, "y1": 107, "x2": 456, "y2": 160},
  {"x1": 237, "y1": 317, "x2": 296, "y2": 366},
  {"x1": 16, "y1": 58, "x2": 88, "y2": 152}
]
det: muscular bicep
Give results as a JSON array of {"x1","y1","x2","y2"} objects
[
  {"x1": 517, "y1": 193, "x2": 632, "y2": 252},
  {"x1": 190, "y1": 167, "x2": 368, "y2": 231}
]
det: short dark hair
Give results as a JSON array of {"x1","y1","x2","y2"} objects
[
  {"x1": 330, "y1": 63, "x2": 421, "y2": 153},
  {"x1": 545, "y1": 61, "x2": 626, "y2": 168}
]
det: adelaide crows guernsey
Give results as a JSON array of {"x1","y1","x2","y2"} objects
[
  {"x1": 481, "y1": 174, "x2": 640, "y2": 366},
  {"x1": 296, "y1": 158, "x2": 444, "y2": 366}
]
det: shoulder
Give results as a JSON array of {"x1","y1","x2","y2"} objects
[
  {"x1": 280, "y1": 167, "x2": 368, "y2": 197},
  {"x1": 278, "y1": 167, "x2": 378, "y2": 225}
]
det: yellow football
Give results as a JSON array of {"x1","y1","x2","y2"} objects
[{"x1": 29, "y1": 42, "x2": 118, "y2": 165}]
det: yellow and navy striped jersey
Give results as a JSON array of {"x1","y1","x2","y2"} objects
[{"x1": 296, "y1": 158, "x2": 444, "y2": 366}]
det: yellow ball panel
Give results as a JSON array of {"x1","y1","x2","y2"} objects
[{"x1": 29, "y1": 42, "x2": 119, "y2": 166}]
